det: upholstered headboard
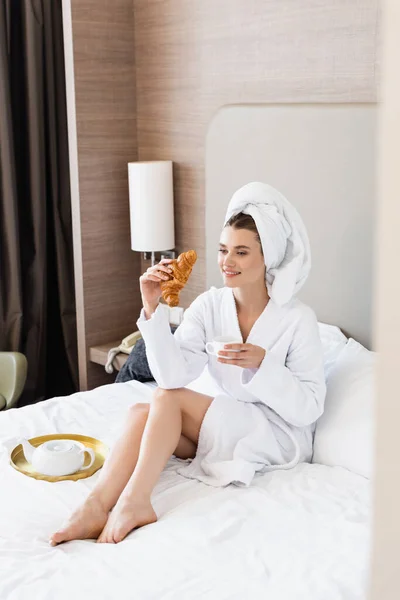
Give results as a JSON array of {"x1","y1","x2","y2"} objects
[{"x1": 205, "y1": 104, "x2": 376, "y2": 348}]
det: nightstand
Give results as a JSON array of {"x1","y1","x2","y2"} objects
[
  {"x1": 89, "y1": 342, "x2": 128, "y2": 372},
  {"x1": 89, "y1": 308, "x2": 184, "y2": 374}
]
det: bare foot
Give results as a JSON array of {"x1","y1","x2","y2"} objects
[
  {"x1": 97, "y1": 497, "x2": 157, "y2": 544},
  {"x1": 49, "y1": 495, "x2": 109, "y2": 546}
]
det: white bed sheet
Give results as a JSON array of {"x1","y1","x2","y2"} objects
[{"x1": 0, "y1": 378, "x2": 370, "y2": 600}]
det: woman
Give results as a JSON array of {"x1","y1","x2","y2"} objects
[{"x1": 50, "y1": 182, "x2": 326, "y2": 546}]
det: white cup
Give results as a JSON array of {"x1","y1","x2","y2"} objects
[{"x1": 205, "y1": 336, "x2": 242, "y2": 359}]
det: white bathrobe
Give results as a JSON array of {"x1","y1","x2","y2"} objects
[{"x1": 137, "y1": 286, "x2": 326, "y2": 487}]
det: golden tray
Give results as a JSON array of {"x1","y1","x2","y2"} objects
[{"x1": 10, "y1": 433, "x2": 109, "y2": 483}]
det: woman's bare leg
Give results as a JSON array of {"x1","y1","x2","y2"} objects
[
  {"x1": 97, "y1": 387, "x2": 212, "y2": 544},
  {"x1": 49, "y1": 401, "x2": 196, "y2": 546}
]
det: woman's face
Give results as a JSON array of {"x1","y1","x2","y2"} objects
[{"x1": 218, "y1": 226, "x2": 265, "y2": 288}]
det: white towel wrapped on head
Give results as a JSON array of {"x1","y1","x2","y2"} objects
[{"x1": 224, "y1": 182, "x2": 311, "y2": 306}]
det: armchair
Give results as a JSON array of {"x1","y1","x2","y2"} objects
[{"x1": 0, "y1": 352, "x2": 28, "y2": 410}]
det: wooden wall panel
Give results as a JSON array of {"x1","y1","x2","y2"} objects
[
  {"x1": 70, "y1": 0, "x2": 142, "y2": 389},
  {"x1": 133, "y1": 0, "x2": 379, "y2": 307}
]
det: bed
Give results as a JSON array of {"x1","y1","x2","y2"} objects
[
  {"x1": 0, "y1": 103, "x2": 375, "y2": 599},
  {"x1": 0, "y1": 369, "x2": 371, "y2": 600}
]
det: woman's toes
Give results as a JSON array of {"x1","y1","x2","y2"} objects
[
  {"x1": 113, "y1": 530, "x2": 124, "y2": 544},
  {"x1": 96, "y1": 526, "x2": 108, "y2": 544},
  {"x1": 49, "y1": 527, "x2": 73, "y2": 546},
  {"x1": 98, "y1": 534, "x2": 114, "y2": 544}
]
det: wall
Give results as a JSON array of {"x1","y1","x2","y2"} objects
[
  {"x1": 133, "y1": 0, "x2": 379, "y2": 307},
  {"x1": 371, "y1": 0, "x2": 400, "y2": 596},
  {"x1": 65, "y1": 0, "x2": 142, "y2": 389}
]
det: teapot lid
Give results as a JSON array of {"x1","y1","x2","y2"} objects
[{"x1": 42, "y1": 440, "x2": 80, "y2": 453}]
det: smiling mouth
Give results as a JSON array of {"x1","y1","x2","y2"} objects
[{"x1": 223, "y1": 270, "x2": 241, "y2": 276}]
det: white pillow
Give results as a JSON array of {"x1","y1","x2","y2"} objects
[
  {"x1": 318, "y1": 322, "x2": 348, "y2": 379},
  {"x1": 312, "y1": 338, "x2": 375, "y2": 478}
]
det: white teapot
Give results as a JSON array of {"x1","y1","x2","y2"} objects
[{"x1": 20, "y1": 438, "x2": 96, "y2": 477}]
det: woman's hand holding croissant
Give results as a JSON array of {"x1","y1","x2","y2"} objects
[
  {"x1": 139, "y1": 259, "x2": 174, "y2": 316},
  {"x1": 140, "y1": 250, "x2": 197, "y2": 315}
]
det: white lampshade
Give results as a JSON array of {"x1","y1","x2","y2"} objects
[{"x1": 128, "y1": 161, "x2": 175, "y2": 252}]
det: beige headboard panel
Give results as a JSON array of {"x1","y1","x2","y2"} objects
[{"x1": 205, "y1": 104, "x2": 376, "y2": 348}]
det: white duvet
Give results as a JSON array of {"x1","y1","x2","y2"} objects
[{"x1": 0, "y1": 379, "x2": 370, "y2": 600}]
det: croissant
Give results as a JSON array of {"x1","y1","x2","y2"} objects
[{"x1": 160, "y1": 250, "x2": 197, "y2": 307}]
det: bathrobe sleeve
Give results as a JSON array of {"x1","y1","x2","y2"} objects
[
  {"x1": 241, "y1": 307, "x2": 326, "y2": 427},
  {"x1": 136, "y1": 295, "x2": 208, "y2": 389}
]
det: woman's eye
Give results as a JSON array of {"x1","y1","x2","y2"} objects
[{"x1": 218, "y1": 249, "x2": 247, "y2": 256}]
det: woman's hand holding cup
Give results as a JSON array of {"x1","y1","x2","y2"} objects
[
  {"x1": 218, "y1": 343, "x2": 266, "y2": 369},
  {"x1": 206, "y1": 336, "x2": 241, "y2": 359},
  {"x1": 206, "y1": 336, "x2": 266, "y2": 369}
]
